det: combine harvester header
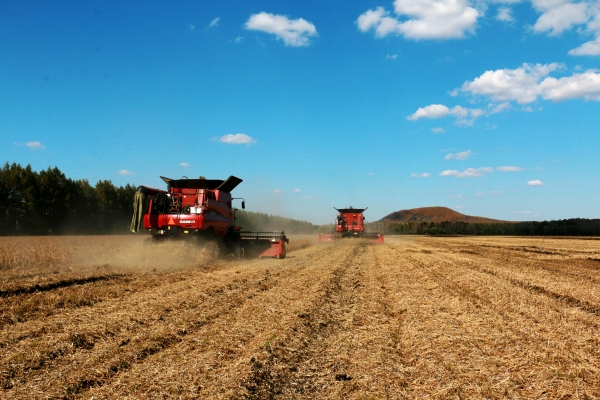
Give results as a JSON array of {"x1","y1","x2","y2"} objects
[
  {"x1": 130, "y1": 175, "x2": 288, "y2": 259},
  {"x1": 318, "y1": 206, "x2": 384, "y2": 244}
]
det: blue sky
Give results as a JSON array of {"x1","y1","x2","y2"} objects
[{"x1": 1, "y1": 0, "x2": 599, "y2": 224}]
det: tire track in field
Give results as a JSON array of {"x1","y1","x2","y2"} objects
[
  {"x1": 405, "y1": 254, "x2": 518, "y2": 324},
  {"x1": 240, "y1": 243, "x2": 367, "y2": 399},
  {"x1": 470, "y1": 243, "x2": 600, "y2": 285},
  {"x1": 408, "y1": 245, "x2": 600, "y2": 395},
  {"x1": 82, "y1": 242, "x2": 353, "y2": 398},
  {"x1": 398, "y1": 250, "x2": 549, "y2": 358},
  {"x1": 408, "y1": 249, "x2": 592, "y2": 336},
  {"x1": 381, "y1": 241, "x2": 518, "y2": 397},
  {"x1": 428, "y1": 239, "x2": 600, "y2": 281},
  {"x1": 1, "y1": 266, "x2": 265, "y2": 394},
  {"x1": 457, "y1": 255, "x2": 600, "y2": 317},
  {"x1": 0, "y1": 259, "x2": 245, "y2": 331},
  {"x1": 2, "y1": 245, "x2": 327, "y2": 398},
  {"x1": 428, "y1": 244, "x2": 600, "y2": 318},
  {"x1": 0, "y1": 273, "x2": 130, "y2": 297},
  {"x1": 330, "y1": 244, "x2": 409, "y2": 399},
  {"x1": 385, "y1": 241, "x2": 600, "y2": 398},
  {"x1": 0, "y1": 275, "x2": 142, "y2": 331},
  {"x1": 0, "y1": 270, "x2": 211, "y2": 346},
  {"x1": 418, "y1": 239, "x2": 600, "y2": 318}
]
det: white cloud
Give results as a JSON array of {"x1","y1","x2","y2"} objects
[
  {"x1": 409, "y1": 63, "x2": 600, "y2": 128},
  {"x1": 527, "y1": 179, "x2": 544, "y2": 186},
  {"x1": 440, "y1": 167, "x2": 493, "y2": 178},
  {"x1": 492, "y1": 190, "x2": 502, "y2": 194},
  {"x1": 235, "y1": 36, "x2": 244, "y2": 43},
  {"x1": 512, "y1": 210, "x2": 532, "y2": 214},
  {"x1": 180, "y1": 162, "x2": 190, "y2": 168},
  {"x1": 450, "y1": 194, "x2": 464, "y2": 198},
  {"x1": 532, "y1": 0, "x2": 589, "y2": 36},
  {"x1": 408, "y1": 104, "x2": 454, "y2": 119},
  {"x1": 411, "y1": 172, "x2": 431, "y2": 178},
  {"x1": 25, "y1": 141, "x2": 45, "y2": 150},
  {"x1": 460, "y1": 63, "x2": 600, "y2": 103},
  {"x1": 497, "y1": 7, "x2": 514, "y2": 22},
  {"x1": 460, "y1": 63, "x2": 563, "y2": 104},
  {"x1": 444, "y1": 150, "x2": 472, "y2": 160},
  {"x1": 431, "y1": 127, "x2": 445, "y2": 133},
  {"x1": 245, "y1": 12, "x2": 318, "y2": 46},
  {"x1": 540, "y1": 69, "x2": 600, "y2": 101},
  {"x1": 293, "y1": 189, "x2": 301, "y2": 192},
  {"x1": 569, "y1": 36, "x2": 600, "y2": 56},
  {"x1": 305, "y1": 196, "x2": 315, "y2": 200},
  {"x1": 273, "y1": 189, "x2": 283, "y2": 193},
  {"x1": 208, "y1": 17, "x2": 220, "y2": 28},
  {"x1": 491, "y1": 0, "x2": 521, "y2": 4},
  {"x1": 219, "y1": 133, "x2": 256, "y2": 144},
  {"x1": 475, "y1": 192, "x2": 485, "y2": 197},
  {"x1": 189, "y1": 22, "x2": 196, "y2": 31},
  {"x1": 15, "y1": 141, "x2": 46, "y2": 149},
  {"x1": 386, "y1": 53, "x2": 398, "y2": 59},
  {"x1": 455, "y1": 205, "x2": 465, "y2": 209},
  {"x1": 488, "y1": 101, "x2": 512, "y2": 114},
  {"x1": 118, "y1": 170, "x2": 135, "y2": 176},
  {"x1": 407, "y1": 104, "x2": 483, "y2": 124},
  {"x1": 357, "y1": 0, "x2": 480, "y2": 40},
  {"x1": 497, "y1": 166, "x2": 523, "y2": 172}
]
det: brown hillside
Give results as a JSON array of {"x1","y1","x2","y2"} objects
[{"x1": 380, "y1": 206, "x2": 501, "y2": 223}]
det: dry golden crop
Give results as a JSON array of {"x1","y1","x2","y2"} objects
[{"x1": 1, "y1": 235, "x2": 599, "y2": 399}]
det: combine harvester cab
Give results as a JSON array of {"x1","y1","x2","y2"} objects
[
  {"x1": 130, "y1": 175, "x2": 289, "y2": 258},
  {"x1": 317, "y1": 207, "x2": 384, "y2": 243}
]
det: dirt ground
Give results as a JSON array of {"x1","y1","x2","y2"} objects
[{"x1": 1, "y1": 235, "x2": 600, "y2": 399}]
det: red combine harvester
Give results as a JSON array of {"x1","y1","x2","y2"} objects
[
  {"x1": 130, "y1": 175, "x2": 288, "y2": 259},
  {"x1": 317, "y1": 207, "x2": 384, "y2": 243}
]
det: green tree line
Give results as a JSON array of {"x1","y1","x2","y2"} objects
[
  {"x1": 0, "y1": 162, "x2": 136, "y2": 235},
  {"x1": 366, "y1": 219, "x2": 600, "y2": 236}
]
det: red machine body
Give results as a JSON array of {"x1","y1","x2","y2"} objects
[
  {"x1": 131, "y1": 176, "x2": 288, "y2": 258},
  {"x1": 141, "y1": 176, "x2": 237, "y2": 239},
  {"x1": 334, "y1": 207, "x2": 367, "y2": 235},
  {"x1": 317, "y1": 206, "x2": 384, "y2": 244}
]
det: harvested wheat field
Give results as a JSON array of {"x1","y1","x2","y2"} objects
[{"x1": 1, "y1": 235, "x2": 600, "y2": 399}]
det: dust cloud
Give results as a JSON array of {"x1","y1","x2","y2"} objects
[
  {"x1": 0, "y1": 236, "x2": 223, "y2": 285},
  {"x1": 72, "y1": 236, "x2": 220, "y2": 273}
]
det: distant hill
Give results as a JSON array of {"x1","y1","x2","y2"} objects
[{"x1": 379, "y1": 206, "x2": 501, "y2": 223}]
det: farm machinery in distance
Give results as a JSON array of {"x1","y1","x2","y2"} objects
[
  {"x1": 317, "y1": 207, "x2": 384, "y2": 243},
  {"x1": 130, "y1": 175, "x2": 288, "y2": 259}
]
